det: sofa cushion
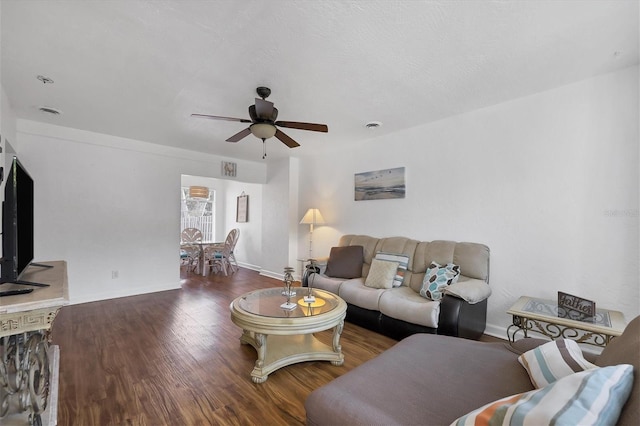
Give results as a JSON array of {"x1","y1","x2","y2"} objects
[
  {"x1": 364, "y1": 259, "x2": 398, "y2": 289},
  {"x1": 444, "y1": 278, "x2": 491, "y2": 304},
  {"x1": 452, "y1": 364, "x2": 634, "y2": 426},
  {"x1": 379, "y1": 287, "x2": 440, "y2": 328},
  {"x1": 374, "y1": 252, "x2": 409, "y2": 287},
  {"x1": 305, "y1": 334, "x2": 534, "y2": 426},
  {"x1": 324, "y1": 245, "x2": 363, "y2": 279},
  {"x1": 339, "y1": 279, "x2": 387, "y2": 311},
  {"x1": 453, "y1": 242, "x2": 490, "y2": 281},
  {"x1": 419, "y1": 262, "x2": 460, "y2": 301},
  {"x1": 518, "y1": 339, "x2": 598, "y2": 388}
]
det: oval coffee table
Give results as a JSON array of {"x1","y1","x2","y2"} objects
[{"x1": 230, "y1": 287, "x2": 347, "y2": 383}]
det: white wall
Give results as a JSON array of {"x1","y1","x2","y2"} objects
[
  {"x1": 261, "y1": 157, "x2": 300, "y2": 279},
  {"x1": 15, "y1": 120, "x2": 267, "y2": 303},
  {"x1": 299, "y1": 66, "x2": 640, "y2": 335},
  {"x1": 224, "y1": 179, "x2": 263, "y2": 271}
]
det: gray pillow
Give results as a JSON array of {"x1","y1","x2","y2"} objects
[{"x1": 324, "y1": 246, "x2": 364, "y2": 279}]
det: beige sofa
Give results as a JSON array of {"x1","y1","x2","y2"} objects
[{"x1": 308, "y1": 234, "x2": 491, "y2": 340}]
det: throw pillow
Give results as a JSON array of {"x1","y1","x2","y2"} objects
[
  {"x1": 364, "y1": 259, "x2": 400, "y2": 289},
  {"x1": 518, "y1": 339, "x2": 598, "y2": 388},
  {"x1": 324, "y1": 246, "x2": 364, "y2": 279},
  {"x1": 375, "y1": 252, "x2": 410, "y2": 287},
  {"x1": 419, "y1": 262, "x2": 460, "y2": 300},
  {"x1": 451, "y1": 364, "x2": 634, "y2": 426},
  {"x1": 444, "y1": 279, "x2": 491, "y2": 304}
]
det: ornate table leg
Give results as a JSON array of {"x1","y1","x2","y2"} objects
[
  {"x1": 250, "y1": 334, "x2": 268, "y2": 384},
  {"x1": 0, "y1": 331, "x2": 51, "y2": 426},
  {"x1": 507, "y1": 315, "x2": 529, "y2": 342},
  {"x1": 331, "y1": 320, "x2": 344, "y2": 366}
]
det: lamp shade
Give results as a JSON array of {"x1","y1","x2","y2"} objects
[
  {"x1": 300, "y1": 208, "x2": 325, "y2": 225},
  {"x1": 189, "y1": 186, "x2": 209, "y2": 199}
]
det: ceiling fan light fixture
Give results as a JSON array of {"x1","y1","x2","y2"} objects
[{"x1": 250, "y1": 123, "x2": 277, "y2": 139}]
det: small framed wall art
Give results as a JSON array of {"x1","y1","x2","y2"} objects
[
  {"x1": 222, "y1": 161, "x2": 237, "y2": 177},
  {"x1": 236, "y1": 193, "x2": 249, "y2": 223}
]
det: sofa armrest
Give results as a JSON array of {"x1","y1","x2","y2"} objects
[
  {"x1": 438, "y1": 295, "x2": 487, "y2": 339},
  {"x1": 444, "y1": 279, "x2": 491, "y2": 304}
]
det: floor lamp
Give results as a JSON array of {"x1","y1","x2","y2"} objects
[{"x1": 300, "y1": 208, "x2": 325, "y2": 260}]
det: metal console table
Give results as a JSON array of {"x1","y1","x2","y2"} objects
[
  {"x1": 506, "y1": 296, "x2": 626, "y2": 348},
  {"x1": 0, "y1": 261, "x2": 68, "y2": 426}
]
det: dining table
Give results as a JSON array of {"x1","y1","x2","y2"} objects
[{"x1": 181, "y1": 241, "x2": 223, "y2": 276}]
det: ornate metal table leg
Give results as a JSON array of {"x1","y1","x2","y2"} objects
[
  {"x1": 507, "y1": 315, "x2": 529, "y2": 342},
  {"x1": 0, "y1": 331, "x2": 50, "y2": 425}
]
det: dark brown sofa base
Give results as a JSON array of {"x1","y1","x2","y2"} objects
[{"x1": 344, "y1": 296, "x2": 487, "y2": 341}]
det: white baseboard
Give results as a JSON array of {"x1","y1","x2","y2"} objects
[
  {"x1": 484, "y1": 323, "x2": 509, "y2": 340},
  {"x1": 237, "y1": 261, "x2": 261, "y2": 272},
  {"x1": 259, "y1": 269, "x2": 285, "y2": 281},
  {"x1": 69, "y1": 281, "x2": 181, "y2": 305}
]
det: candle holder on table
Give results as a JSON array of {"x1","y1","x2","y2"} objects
[{"x1": 280, "y1": 267, "x2": 297, "y2": 310}]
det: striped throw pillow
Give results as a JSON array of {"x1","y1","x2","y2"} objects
[
  {"x1": 518, "y1": 339, "x2": 597, "y2": 388},
  {"x1": 374, "y1": 252, "x2": 409, "y2": 287},
  {"x1": 452, "y1": 364, "x2": 634, "y2": 426}
]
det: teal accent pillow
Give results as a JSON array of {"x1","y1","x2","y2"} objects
[{"x1": 419, "y1": 262, "x2": 460, "y2": 300}]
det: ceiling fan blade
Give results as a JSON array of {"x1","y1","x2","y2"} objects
[
  {"x1": 191, "y1": 113, "x2": 251, "y2": 123},
  {"x1": 254, "y1": 98, "x2": 275, "y2": 120},
  {"x1": 275, "y1": 121, "x2": 328, "y2": 133},
  {"x1": 226, "y1": 127, "x2": 252, "y2": 142},
  {"x1": 275, "y1": 129, "x2": 300, "y2": 148}
]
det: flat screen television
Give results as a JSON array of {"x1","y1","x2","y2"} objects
[{"x1": 1, "y1": 156, "x2": 50, "y2": 286}]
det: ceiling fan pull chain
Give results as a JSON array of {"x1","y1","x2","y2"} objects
[{"x1": 262, "y1": 138, "x2": 267, "y2": 159}]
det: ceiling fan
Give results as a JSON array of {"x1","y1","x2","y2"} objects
[{"x1": 191, "y1": 87, "x2": 328, "y2": 158}]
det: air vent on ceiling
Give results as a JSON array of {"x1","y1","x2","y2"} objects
[{"x1": 365, "y1": 121, "x2": 382, "y2": 129}]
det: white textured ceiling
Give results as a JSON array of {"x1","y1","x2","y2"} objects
[{"x1": 1, "y1": 1, "x2": 638, "y2": 161}]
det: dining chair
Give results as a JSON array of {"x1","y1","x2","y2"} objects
[
  {"x1": 180, "y1": 244, "x2": 200, "y2": 273},
  {"x1": 180, "y1": 228, "x2": 203, "y2": 273},
  {"x1": 181, "y1": 227, "x2": 203, "y2": 243},
  {"x1": 203, "y1": 228, "x2": 240, "y2": 276}
]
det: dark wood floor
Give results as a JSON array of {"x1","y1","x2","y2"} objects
[
  {"x1": 51, "y1": 267, "x2": 399, "y2": 425},
  {"x1": 51, "y1": 267, "x2": 502, "y2": 425}
]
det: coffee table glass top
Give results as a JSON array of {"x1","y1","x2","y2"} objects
[{"x1": 237, "y1": 287, "x2": 339, "y2": 318}]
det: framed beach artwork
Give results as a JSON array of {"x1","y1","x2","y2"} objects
[{"x1": 354, "y1": 167, "x2": 406, "y2": 201}]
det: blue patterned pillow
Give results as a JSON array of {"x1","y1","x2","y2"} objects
[{"x1": 419, "y1": 262, "x2": 460, "y2": 300}]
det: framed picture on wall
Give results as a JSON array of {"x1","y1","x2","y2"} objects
[
  {"x1": 354, "y1": 166, "x2": 406, "y2": 201},
  {"x1": 237, "y1": 193, "x2": 249, "y2": 222},
  {"x1": 222, "y1": 161, "x2": 237, "y2": 177}
]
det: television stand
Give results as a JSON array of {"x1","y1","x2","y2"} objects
[
  {"x1": 31, "y1": 262, "x2": 55, "y2": 269},
  {"x1": 12, "y1": 279, "x2": 50, "y2": 287},
  {"x1": 0, "y1": 263, "x2": 55, "y2": 287}
]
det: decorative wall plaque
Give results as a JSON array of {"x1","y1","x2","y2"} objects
[
  {"x1": 236, "y1": 193, "x2": 248, "y2": 223},
  {"x1": 222, "y1": 161, "x2": 237, "y2": 177},
  {"x1": 558, "y1": 291, "x2": 595, "y2": 322}
]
